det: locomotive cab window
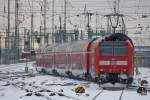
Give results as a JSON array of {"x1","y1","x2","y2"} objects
[
  {"x1": 114, "y1": 45, "x2": 128, "y2": 56},
  {"x1": 100, "y1": 42, "x2": 128, "y2": 56},
  {"x1": 100, "y1": 45, "x2": 113, "y2": 56}
]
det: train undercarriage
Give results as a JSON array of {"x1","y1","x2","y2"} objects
[
  {"x1": 35, "y1": 66, "x2": 93, "y2": 81},
  {"x1": 98, "y1": 73, "x2": 133, "y2": 85},
  {"x1": 35, "y1": 65, "x2": 133, "y2": 88}
]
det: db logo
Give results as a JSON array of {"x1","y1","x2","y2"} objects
[{"x1": 112, "y1": 58, "x2": 116, "y2": 60}]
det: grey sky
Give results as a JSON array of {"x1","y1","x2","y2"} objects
[{"x1": 0, "y1": 0, "x2": 150, "y2": 33}]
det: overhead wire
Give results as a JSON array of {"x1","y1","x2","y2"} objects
[{"x1": 0, "y1": 0, "x2": 150, "y2": 32}]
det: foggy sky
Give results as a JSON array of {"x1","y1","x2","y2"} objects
[{"x1": 0, "y1": 0, "x2": 150, "y2": 33}]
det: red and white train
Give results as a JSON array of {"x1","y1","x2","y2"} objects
[{"x1": 35, "y1": 33, "x2": 134, "y2": 85}]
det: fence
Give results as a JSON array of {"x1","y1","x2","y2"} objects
[
  {"x1": 134, "y1": 56, "x2": 150, "y2": 68},
  {"x1": 134, "y1": 46, "x2": 150, "y2": 68},
  {"x1": 0, "y1": 48, "x2": 20, "y2": 64}
]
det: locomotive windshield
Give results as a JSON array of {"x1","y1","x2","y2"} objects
[{"x1": 100, "y1": 42, "x2": 128, "y2": 56}]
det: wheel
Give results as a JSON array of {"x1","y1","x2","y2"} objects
[
  {"x1": 41, "y1": 68, "x2": 46, "y2": 74},
  {"x1": 52, "y1": 69, "x2": 59, "y2": 76},
  {"x1": 128, "y1": 77, "x2": 133, "y2": 84},
  {"x1": 84, "y1": 73, "x2": 93, "y2": 81},
  {"x1": 66, "y1": 71, "x2": 74, "y2": 78}
]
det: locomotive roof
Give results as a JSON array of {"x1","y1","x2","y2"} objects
[{"x1": 104, "y1": 33, "x2": 133, "y2": 45}]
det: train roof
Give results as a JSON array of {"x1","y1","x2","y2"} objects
[
  {"x1": 104, "y1": 33, "x2": 133, "y2": 45},
  {"x1": 45, "y1": 38, "x2": 103, "y2": 53}
]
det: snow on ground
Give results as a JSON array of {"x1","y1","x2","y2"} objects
[{"x1": 0, "y1": 62, "x2": 150, "y2": 100}]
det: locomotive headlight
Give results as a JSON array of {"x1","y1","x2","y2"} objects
[
  {"x1": 116, "y1": 61, "x2": 128, "y2": 65},
  {"x1": 123, "y1": 69, "x2": 127, "y2": 72},
  {"x1": 99, "y1": 61, "x2": 110, "y2": 65},
  {"x1": 100, "y1": 69, "x2": 104, "y2": 72}
]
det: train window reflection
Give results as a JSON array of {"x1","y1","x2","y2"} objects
[
  {"x1": 101, "y1": 48, "x2": 113, "y2": 56},
  {"x1": 114, "y1": 46, "x2": 128, "y2": 56},
  {"x1": 100, "y1": 42, "x2": 128, "y2": 56}
]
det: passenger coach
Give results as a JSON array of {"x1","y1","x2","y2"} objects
[{"x1": 36, "y1": 33, "x2": 134, "y2": 85}]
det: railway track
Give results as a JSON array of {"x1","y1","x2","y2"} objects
[
  {"x1": 0, "y1": 64, "x2": 25, "y2": 72},
  {"x1": 92, "y1": 89, "x2": 104, "y2": 100},
  {"x1": 1, "y1": 63, "x2": 150, "y2": 100},
  {"x1": 92, "y1": 88, "x2": 125, "y2": 100},
  {"x1": 1, "y1": 66, "x2": 125, "y2": 100},
  {"x1": 119, "y1": 89, "x2": 124, "y2": 100},
  {"x1": 0, "y1": 69, "x2": 80, "y2": 100},
  {"x1": 0, "y1": 62, "x2": 34, "y2": 71}
]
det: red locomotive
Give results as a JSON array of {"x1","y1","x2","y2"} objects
[{"x1": 36, "y1": 33, "x2": 134, "y2": 85}]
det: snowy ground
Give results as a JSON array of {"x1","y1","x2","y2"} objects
[{"x1": 0, "y1": 62, "x2": 150, "y2": 100}]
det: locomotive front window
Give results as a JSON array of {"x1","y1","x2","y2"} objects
[
  {"x1": 100, "y1": 42, "x2": 128, "y2": 56},
  {"x1": 114, "y1": 46, "x2": 128, "y2": 56},
  {"x1": 100, "y1": 45, "x2": 113, "y2": 56}
]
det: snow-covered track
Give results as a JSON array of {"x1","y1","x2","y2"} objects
[
  {"x1": 118, "y1": 89, "x2": 124, "y2": 100},
  {"x1": 0, "y1": 63, "x2": 26, "y2": 71},
  {"x1": 0, "y1": 65, "x2": 19, "y2": 71},
  {"x1": 92, "y1": 89, "x2": 104, "y2": 100},
  {"x1": 92, "y1": 88, "x2": 125, "y2": 100},
  {"x1": 0, "y1": 72, "x2": 80, "y2": 100}
]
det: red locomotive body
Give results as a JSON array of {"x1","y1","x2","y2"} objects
[
  {"x1": 35, "y1": 33, "x2": 134, "y2": 85},
  {"x1": 95, "y1": 40, "x2": 134, "y2": 84}
]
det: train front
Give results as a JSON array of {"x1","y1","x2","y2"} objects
[{"x1": 96, "y1": 33, "x2": 134, "y2": 85}]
